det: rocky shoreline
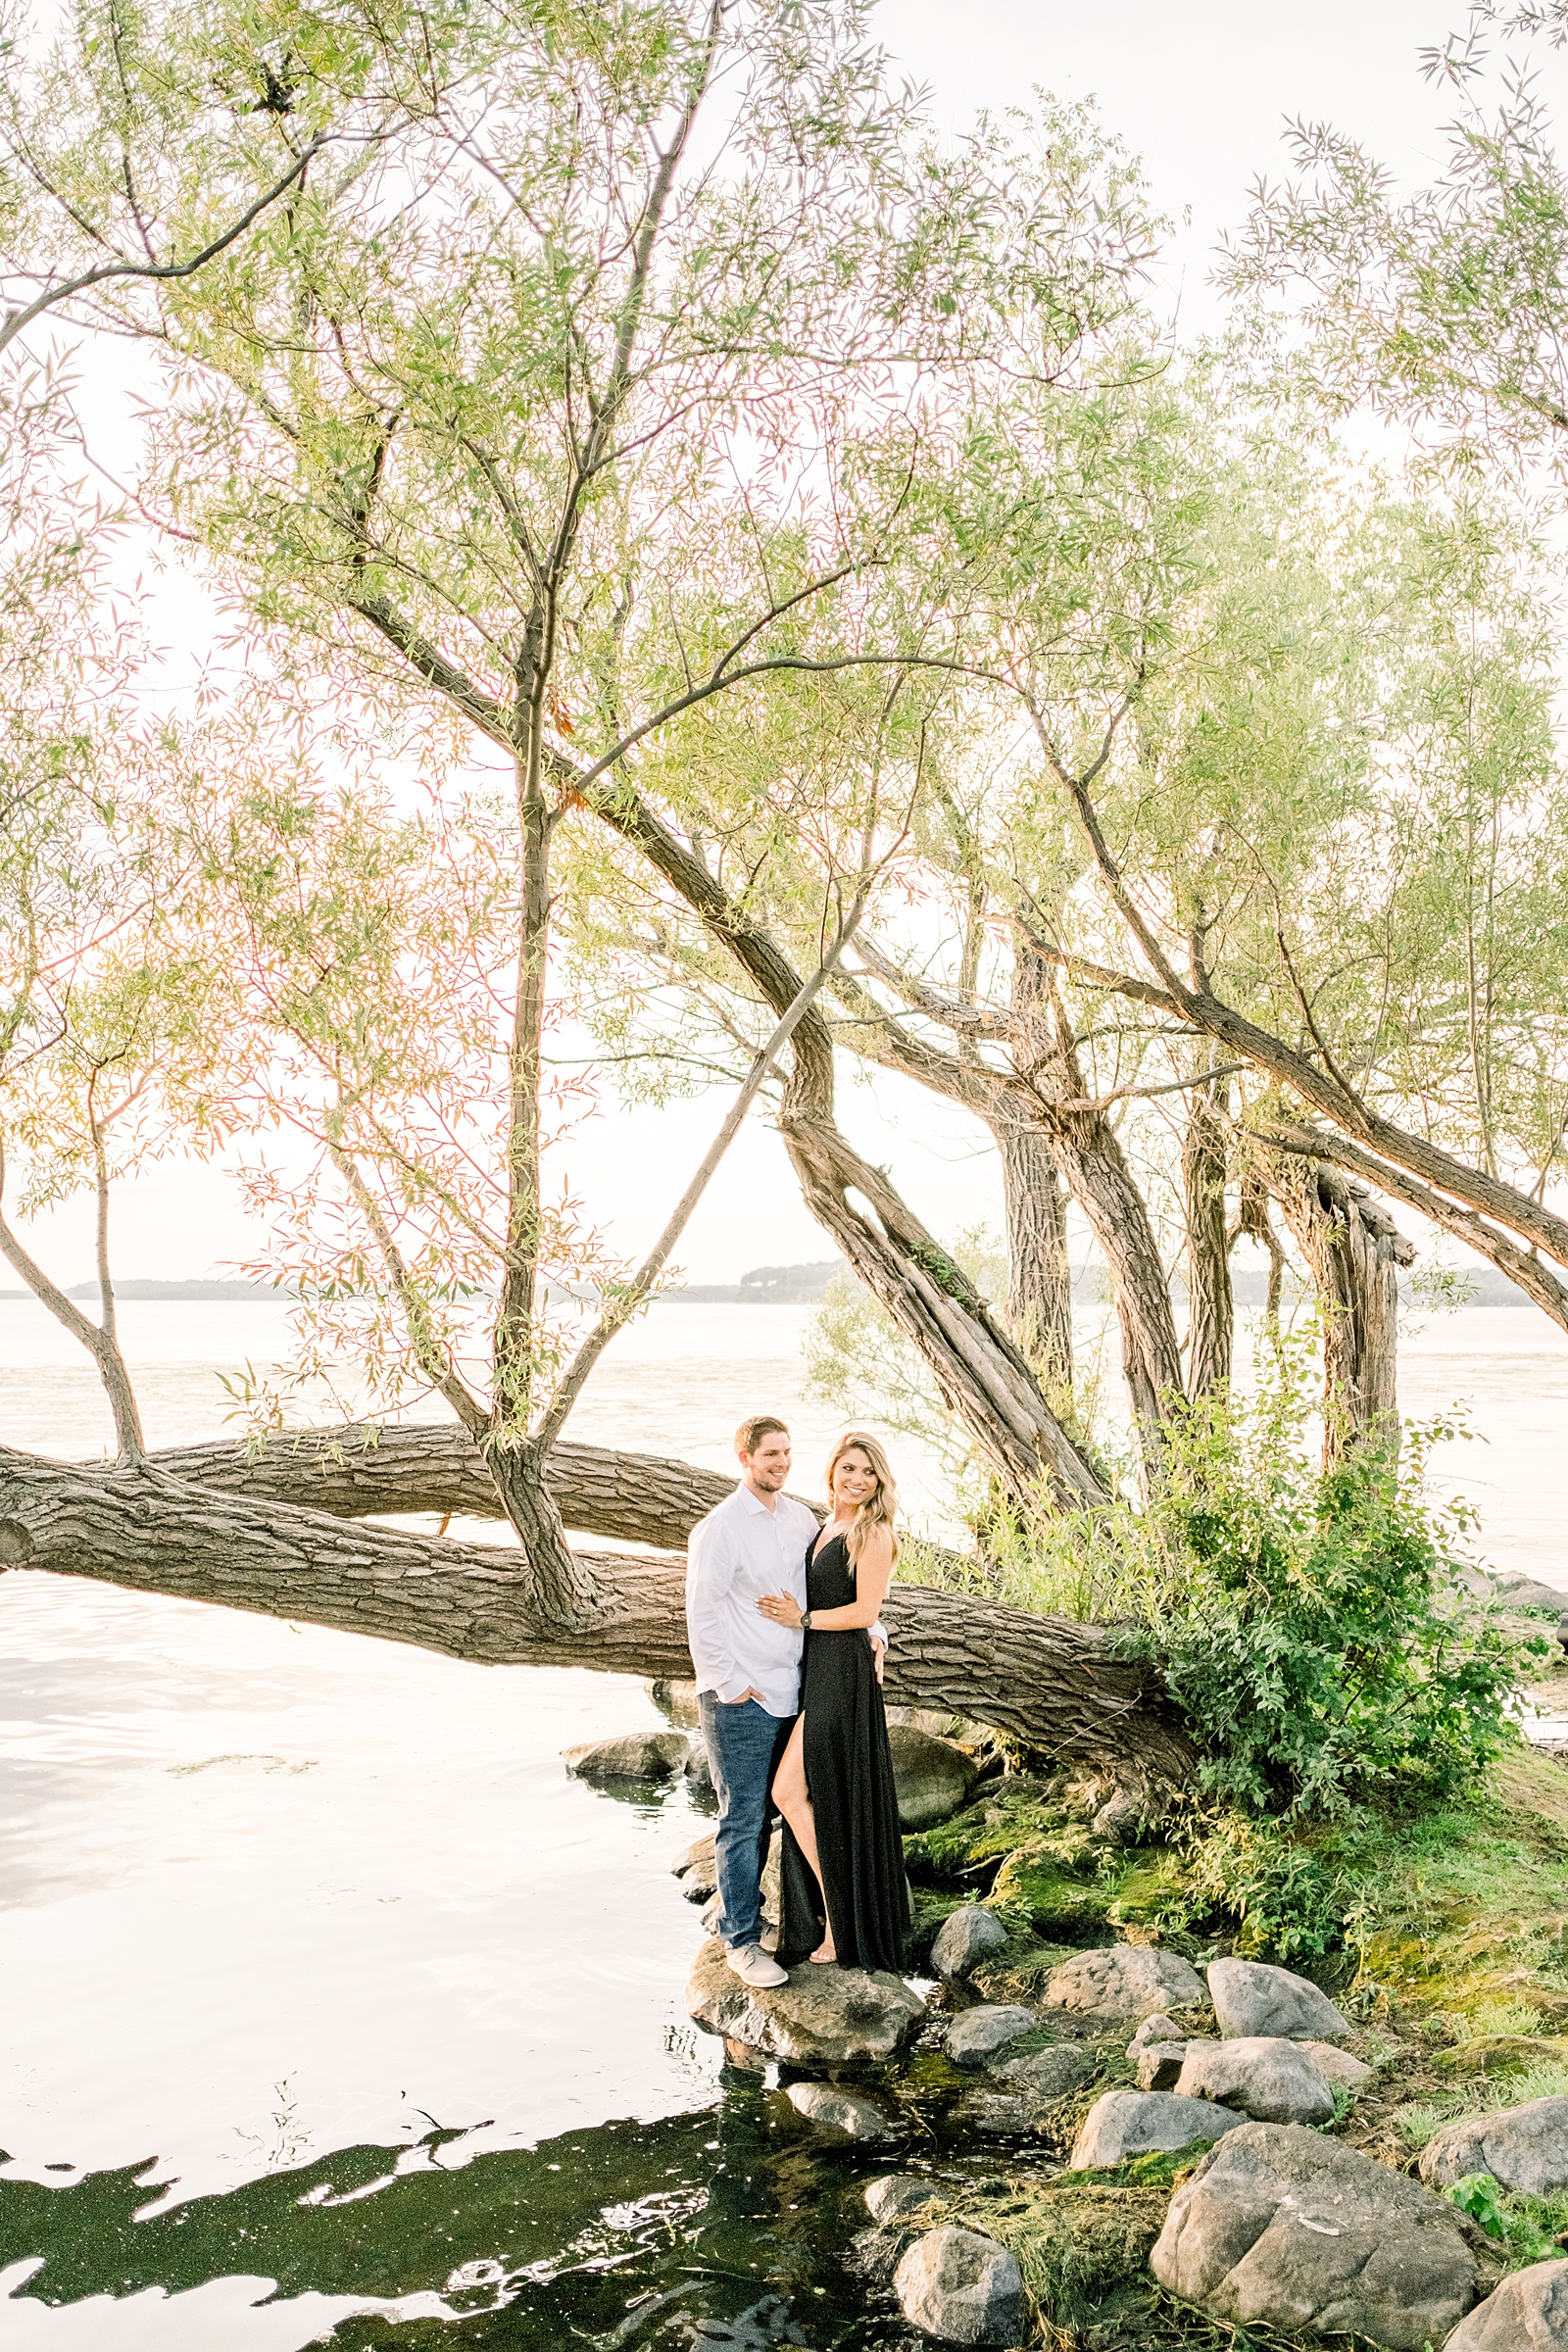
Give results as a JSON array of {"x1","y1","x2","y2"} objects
[{"x1": 561, "y1": 1630, "x2": 1568, "y2": 2348}]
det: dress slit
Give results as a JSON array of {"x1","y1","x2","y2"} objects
[{"x1": 776, "y1": 1530, "x2": 909, "y2": 1971}]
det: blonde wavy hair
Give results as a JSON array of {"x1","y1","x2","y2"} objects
[{"x1": 823, "y1": 1429, "x2": 901, "y2": 1570}]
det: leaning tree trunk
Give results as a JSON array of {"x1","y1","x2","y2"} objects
[
  {"x1": 1183, "y1": 1069, "x2": 1234, "y2": 1399},
  {"x1": 595, "y1": 783, "x2": 1105, "y2": 1509},
  {"x1": 0, "y1": 1442, "x2": 1194, "y2": 1789},
  {"x1": 998, "y1": 1110, "x2": 1074, "y2": 1386},
  {"x1": 1267, "y1": 1159, "x2": 1415, "y2": 1462},
  {"x1": 1010, "y1": 954, "x2": 1183, "y2": 1458}
]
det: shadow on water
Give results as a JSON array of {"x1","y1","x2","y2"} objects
[{"x1": 0, "y1": 2076, "x2": 941, "y2": 2347}]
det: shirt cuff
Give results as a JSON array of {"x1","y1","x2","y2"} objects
[{"x1": 869, "y1": 1619, "x2": 889, "y2": 1651}]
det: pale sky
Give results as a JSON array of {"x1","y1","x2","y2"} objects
[{"x1": 14, "y1": 0, "x2": 1534, "y2": 1287}]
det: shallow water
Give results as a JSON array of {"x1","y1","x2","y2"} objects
[{"x1": 1, "y1": 1294, "x2": 1566, "y2": 2344}]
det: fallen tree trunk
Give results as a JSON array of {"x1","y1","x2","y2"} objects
[
  {"x1": 3, "y1": 1443, "x2": 1195, "y2": 1787},
  {"x1": 141, "y1": 1424, "x2": 741, "y2": 1550}
]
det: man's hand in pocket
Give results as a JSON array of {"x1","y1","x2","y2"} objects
[{"x1": 722, "y1": 1687, "x2": 765, "y2": 1704}]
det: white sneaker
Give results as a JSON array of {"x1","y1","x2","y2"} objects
[{"x1": 726, "y1": 1942, "x2": 788, "y2": 1988}]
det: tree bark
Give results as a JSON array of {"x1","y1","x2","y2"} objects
[
  {"x1": 1267, "y1": 1160, "x2": 1415, "y2": 1461},
  {"x1": 0, "y1": 1444, "x2": 1195, "y2": 1787},
  {"x1": 1010, "y1": 956, "x2": 1183, "y2": 1454},
  {"x1": 143, "y1": 1424, "x2": 741, "y2": 1547},
  {"x1": 1183, "y1": 1070, "x2": 1234, "y2": 1398},
  {"x1": 999, "y1": 1110, "x2": 1074, "y2": 1385}
]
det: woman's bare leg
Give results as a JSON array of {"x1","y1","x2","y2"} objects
[{"x1": 771, "y1": 1718, "x2": 835, "y2": 1961}]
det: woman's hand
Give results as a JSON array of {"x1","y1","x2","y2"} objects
[{"x1": 757, "y1": 1591, "x2": 804, "y2": 1630}]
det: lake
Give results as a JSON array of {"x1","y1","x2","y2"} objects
[{"x1": 1, "y1": 1295, "x2": 1564, "y2": 2345}]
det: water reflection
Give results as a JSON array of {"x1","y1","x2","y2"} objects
[{"x1": 0, "y1": 2088, "x2": 937, "y2": 2347}]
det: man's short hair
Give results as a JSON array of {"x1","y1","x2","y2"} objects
[{"x1": 735, "y1": 1413, "x2": 790, "y2": 1458}]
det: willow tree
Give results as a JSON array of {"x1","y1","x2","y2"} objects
[
  {"x1": 3, "y1": 0, "x2": 1186, "y2": 1537},
  {"x1": 560, "y1": 344, "x2": 1568, "y2": 1471}
]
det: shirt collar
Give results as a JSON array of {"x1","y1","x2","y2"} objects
[{"x1": 738, "y1": 1483, "x2": 778, "y2": 1517}]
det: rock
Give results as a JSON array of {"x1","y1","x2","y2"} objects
[
  {"x1": 562, "y1": 1731, "x2": 690, "y2": 1782},
  {"x1": 1045, "y1": 1944, "x2": 1206, "y2": 2026},
  {"x1": 785, "y1": 2081, "x2": 900, "y2": 2139},
  {"x1": 865, "y1": 2176, "x2": 946, "y2": 2225},
  {"x1": 672, "y1": 1833, "x2": 716, "y2": 1878},
  {"x1": 1135, "y1": 2042, "x2": 1189, "y2": 2091},
  {"x1": 723, "y1": 2036, "x2": 768, "y2": 2071},
  {"x1": 952, "y1": 2088, "x2": 1047, "y2": 2135},
  {"x1": 686, "y1": 1936, "x2": 925, "y2": 2065},
  {"x1": 1128, "y1": 2013, "x2": 1183, "y2": 2055},
  {"x1": 888, "y1": 1726, "x2": 980, "y2": 1831},
  {"x1": 1174, "y1": 2036, "x2": 1335, "y2": 2126},
  {"x1": 929, "y1": 1906, "x2": 1008, "y2": 1979},
  {"x1": 1419, "y1": 2096, "x2": 1568, "y2": 2196},
  {"x1": 679, "y1": 1864, "x2": 715, "y2": 1903},
  {"x1": 893, "y1": 2226, "x2": 1026, "y2": 2346},
  {"x1": 683, "y1": 1737, "x2": 714, "y2": 1796},
  {"x1": 1496, "y1": 1572, "x2": 1568, "y2": 1612},
  {"x1": 1206, "y1": 1956, "x2": 1349, "y2": 2042},
  {"x1": 1301, "y1": 2040, "x2": 1373, "y2": 2089},
  {"x1": 648, "y1": 1677, "x2": 702, "y2": 1727},
  {"x1": 1446, "y1": 2258, "x2": 1568, "y2": 2349},
  {"x1": 1152, "y1": 2120, "x2": 1477, "y2": 2351},
  {"x1": 1070, "y1": 2090, "x2": 1247, "y2": 2170},
  {"x1": 989, "y1": 2044, "x2": 1091, "y2": 2100},
  {"x1": 944, "y1": 2005, "x2": 1038, "y2": 2068},
  {"x1": 1439, "y1": 2034, "x2": 1568, "y2": 2080}
]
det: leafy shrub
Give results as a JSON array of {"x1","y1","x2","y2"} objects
[{"x1": 984, "y1": 1336, "x2": 1538, "y2": 1822}]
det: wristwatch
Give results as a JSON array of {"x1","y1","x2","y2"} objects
[{"x1": 800, "y1": 1610, "x2": 813, "y2": 1633}]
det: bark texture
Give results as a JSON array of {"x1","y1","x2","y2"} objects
[
  {"x1": 1268, "y1": 1160, "x2": 1416, "y2": 1459},
  {"x1": 0, "y1": 1444, "x2": 1194, "y2": 1786},
  {"x1": 1183, "y1": 1074, "x2": 1234, "y2": 1398},
  {"x1": 145, "y1": 1423, "x2": 741, "y2": 1547},
  {"x1": 999, "y1": 1107, "x2": 1074, "y2": 1385},
  {"x1": 1010, "y1": 956, "x2": 1183, "y2": 1450}
]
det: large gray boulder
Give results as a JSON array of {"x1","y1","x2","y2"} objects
[
  {"x1": 1045, "y1": 1943, "x2": 1206, "y2": 2026},
  {"x1": 1206, "y1": 1956, "x2": 1348, "y2": 2042},
  {"x1": 1420, "y1": 2096, "x2": 1568, "y2": 2196},
  {"x1": 1070, "y1": 2089, "x2": 1247, "y2": 2170},
  {"x1": 686, "y1": 1937, "x2": 925, "y2": 2065},
  {"x1": 563, "y1": 1731, "x2": 690, "y2": 1781},
  {"x1": 893, "y1": 2226, "x2": 1026, "y2": 2346},
  {"x1": 944, "y1": 2004, "x2": 1038, "y2": 2068},
  {"x1": 929, "y1": 1905, "x2": 1007, "y2": 1979},
  {"x1": 1175, "y1": 2036, "x2": 1336, "y2": 2126},
  {"x1": 1152, "y1": 2120, "x2": 1477, "y2": 2351},
  {"x1": 1446, "y1": 2258, "x2": 1568, "y2": 2349},
  {"x1": 889, "y1": 1725, "x2": 980, "y2": 1830},
  {"x1": 785, "y1": 2081, "x2": 900, "y2": 2139}
]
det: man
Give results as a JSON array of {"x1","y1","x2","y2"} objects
[{"x1": 685, "y1": 1415, "x2": 884, "y2": 1988}]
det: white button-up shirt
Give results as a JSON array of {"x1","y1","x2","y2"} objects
[{"x1": 685, "y1": 1484, "x2": 821, "y2": 1717}]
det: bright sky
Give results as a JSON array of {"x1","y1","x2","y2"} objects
[{"x1": 14, "y1": 0, "x2": 1538, "y2": 1287}]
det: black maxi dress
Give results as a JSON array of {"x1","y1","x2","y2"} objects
[{"x1": 776, "y1": 1528, "x2": 910, "y2": 1972}]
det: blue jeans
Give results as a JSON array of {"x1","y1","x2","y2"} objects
[{"x1": 698, "y1": 1693, "x2": 796, "y2": 1950}]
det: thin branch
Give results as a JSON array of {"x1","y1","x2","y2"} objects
[
  {"x1": 0, "y1": 137, "x2": 338, "y2": 358},
  {"x1": 533, "y1": 868, "x2": 881, "y2": 1448}
]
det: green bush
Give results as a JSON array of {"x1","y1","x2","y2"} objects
[{"x1": 984, "y1": 1338, "x2": 1537, "y2": 1823}]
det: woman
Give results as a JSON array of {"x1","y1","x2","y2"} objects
[{"x1": 756, "y1": 1431, "x2": 910, "y2": 1972}]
